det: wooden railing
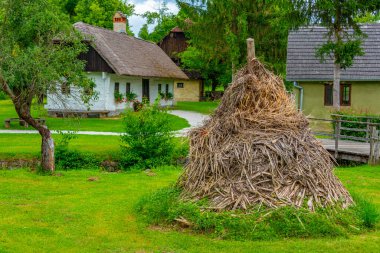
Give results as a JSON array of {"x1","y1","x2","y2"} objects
[{"x1": 308, "y1": 115, "x2": 380, "y2": 165}]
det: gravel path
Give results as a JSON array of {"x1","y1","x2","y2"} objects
[{"x1": 0, "y1": 110, "x2": 209, "y2": 137}]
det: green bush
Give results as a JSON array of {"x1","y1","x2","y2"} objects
[
  {"x1": 332, "y1": 110, "x2": 380, "y2": 140},
  {"x1": 0, "y1": 90, "x2": 8, "y2": 100},
  {"x1": 120, "y1": 102, "x2": 177, "y2": 170},
  {"x1": 136, "y1": 188, "x2": 377, "y2": 241},
  {"x1": 55, "y1": 132, "x2": 99, "y2": 170}
]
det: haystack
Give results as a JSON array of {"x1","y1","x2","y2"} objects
[{"x1": 178, "y1": 41, "x2": 353, "y2": 211}]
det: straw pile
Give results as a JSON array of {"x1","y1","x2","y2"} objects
[{"x1": 177, "y1": 59, "x2": 353, "y2": 210}]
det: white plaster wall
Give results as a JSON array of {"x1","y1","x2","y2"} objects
[
  {"x1": 45, "y1": 72, "x2": 109, "y2": 111},
  {"x1": 108, "y1": 75, "x2": 143, "y2": 112},
  {"x1": 150, "y1": 79, "x2": 174, "y2": 107},
  {"x1": 46, "y1": 72, "x2": 175, "y2": 114}
]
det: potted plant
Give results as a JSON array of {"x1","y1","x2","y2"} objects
[
  {"x1": 125, "y1": 91, "x2": 138, "y2": 103},
  {"x1": 159, "y1": 92, "x2": 174, "y2": 101},
  {"x1": 114, "y1": 92, "x2": 124, "y2": 103}
]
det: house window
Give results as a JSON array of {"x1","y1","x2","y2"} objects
[
  {"x1": 126, "y1": 82, "x2": 131, "y2": 93},
  {"x1": 177, "y1": 83, "x2": 184, "y2": 88},
  {"x1": 165, "y1": 84, "x2": 169, "y2": 95},
  {"x1": 114, "y1": 82, "x2": 119, "y2": 93},
  {"x1": 324, "y1": 83, "x2": 351, "y2": 106},
  {"x1": 61, "y1": 82, "x2": 70, "y2": 95},
  {"x1": 158, "y1": 83, "x2": 162, "y2": 93},
  {"x1": 341, "y1": 84, "x2": 351, "y2": 106},
  {"x1": 324, "y1": 84, "x2": 333, "y2": 106}
]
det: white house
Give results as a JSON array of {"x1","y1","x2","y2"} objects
[{"x1": 46, "y1": 12, "x2": 188, "y2": 117}]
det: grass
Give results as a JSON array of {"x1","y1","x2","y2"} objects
[
  {"x1": 0, "y1": 133, "x2": 188, "y2": 161},
  {"x1": 0, "y1": 133, "x2": 121, "y2": 159},
  {"x1": 0, "y1": 165, "x2": 379, "y2": 252},
  {"x1": 136, "y1": 187, "x2": 377, "y2": 241},
  {"x1": 175, "y1": 101, "x2": 220, "y2": 115},
  {"x1": 0, "y1": 99, "x2": 189, "y2": 132}
]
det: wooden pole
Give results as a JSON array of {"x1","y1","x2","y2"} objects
[
  {"x1": 369, "y1": 125, "x2": 375, "y2": 165},
  {"x1": 334, "y1": 118, "x2": 341, "y2": 159},
  {"x1": 247, "y1": 38, "x2": 255, "y2": 65}
]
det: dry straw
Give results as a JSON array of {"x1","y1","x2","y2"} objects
[{"x1": 178, "y1": 57, "x2": 353, "y2": 211}]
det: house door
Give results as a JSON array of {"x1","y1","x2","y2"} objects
[{"x1": 142, "y1": 79, "x2": 150, "y2": 102}]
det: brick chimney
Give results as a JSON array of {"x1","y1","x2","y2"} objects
[{"x1": 113, "y1": 11, "x2": 127, "y2": 33}]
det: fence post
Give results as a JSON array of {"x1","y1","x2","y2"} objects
[
  {"x1": 371, "y1": 126, "x2": 380, "y2": 165},
  {"x1": 334, "y1": 118, "x2": 341, "y2": 159},
  {"x1": 366, "y1": 118, "x2": 371, "y2": 143},
  {"x1": 369, "y1": 125, "x2": 376, "y2": 165}
]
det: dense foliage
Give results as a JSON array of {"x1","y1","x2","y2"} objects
[
  {"x1": 59, "y1": 0, "x2": 134, "y2": 34},
  {"x1": 136, "y1": 187, "x2": 379, "y2": 240},
  {"x1": 175, "y1": 0, "x2": 306, "y2": 90}
]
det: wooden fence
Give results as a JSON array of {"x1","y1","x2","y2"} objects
[{"x1": 308, "y1": 115, "x2": 380, "y2": 165}]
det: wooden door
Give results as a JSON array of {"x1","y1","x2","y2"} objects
[{"x1": 142, "y1": 79, "x2": 150, "y2": 102}]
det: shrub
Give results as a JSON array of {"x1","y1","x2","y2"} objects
[
  {"x1": 120, "y1": 102, "x2": 177, "y2": 170},
  {"x1": 0, "y1": 90, "x2": 8, "y2": 100},
  {"x1": 136, "y1": 187, "x2": 377, "y2": 241},
  {"x1": 132, "y1": 100, "x2": 143, "y2": 112},
  {"x1": 55, "y1": 132, "x2": 99, "y2": 170}
]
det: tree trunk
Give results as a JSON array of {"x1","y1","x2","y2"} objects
[
  {"x1": 333, "y1": 62, "x2": 341, "y2": 111},
  {"x1": 14, "y1": 102, "x2": 55, "y2": 172},
  {"x1": 1, "y1": 78, "x2": 55, "y2": 172},
  {"x1": 40, "y1": 128, "x2": 55, "y2": 172}
]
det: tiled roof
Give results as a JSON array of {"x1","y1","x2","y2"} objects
[{"x1": 286, "y1": 23, "x2": 380, "y2": 81}]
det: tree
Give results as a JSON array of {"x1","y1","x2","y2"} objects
[
  {"x1": 0, "y1": 0, "x2": 93, "y2": 172},
  {"x1": 59, "y1": 0, "x2": 135, "y2": 35},
  {"x1": 177, "y1": 0, "x2": 305, "y2": 89},
  {"x1": 180, "y1": 46, "x2": 231, "y2": 91},
  {"x1": 138, "y1": 0, "x2": 183, "y2": 43},
  {"x1": 296, "y1": 0, "x2": 380, "y2": 110}
]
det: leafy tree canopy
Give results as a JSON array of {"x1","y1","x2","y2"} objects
[
  {"x1": 138, "y1": 1, "x2": 187, "y2": 43},
  {"x1": 0, "y1": 0, "x2": 93, "y2": 171},
  {"x1": 177, "y1": 0, "x2": 305, "y2": 89},
  {"x1": 59, "y1": 0, "x2": 135, "y2": 35}
]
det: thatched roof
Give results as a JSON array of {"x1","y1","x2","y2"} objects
[
  {"x1": 287, "y1": 23, "x2": 380, "y2": 82},
  {"x1": 74, "y1": 22, "x2": 188, "y2": 79}
]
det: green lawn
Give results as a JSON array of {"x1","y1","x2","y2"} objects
[
  {"x1": 0, "y1": 134, "x2": 121, "y2": 159},
  {"x1": 0, "y1": 100, "x2": 189, "y2": 132},
  {"x1": 175, "y1": 101, "x2": 219, "y2": 115},
  {"x1": 0, "y1": 165, "x2": 379, "y2": 252}
]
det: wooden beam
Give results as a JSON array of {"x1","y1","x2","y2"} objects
[{"x1": 247, "y1": 38, "x2": 255, "y2": 65}]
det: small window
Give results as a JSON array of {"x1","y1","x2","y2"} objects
[
  {"x1": 158, "y1": 83, "x2": 162, "y2": 93},
  {"x1": 165, "y1": 84, "x2": 169, "y2": 95},
  {"x1": 324, "y1": 83, "x2": 351, "y2": 106},
  {"x1": 126, "y1": 82, "x2": 131, "y2": 94},
  {"x1": 324, "y1": 83, "x2": 333, "y2": 106},
  {"x1": 177, "y1": 83, "x2": 184, "y2": 88},
  {"x1": 341, "y1": 84, "x2": 351, "y2": 106},
  {"x1": 61, "y1": 82, "x2": 70, "y2": 95},
  {"x1": 114, "y1": 82, "x2": 119, "y2": 93}
]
